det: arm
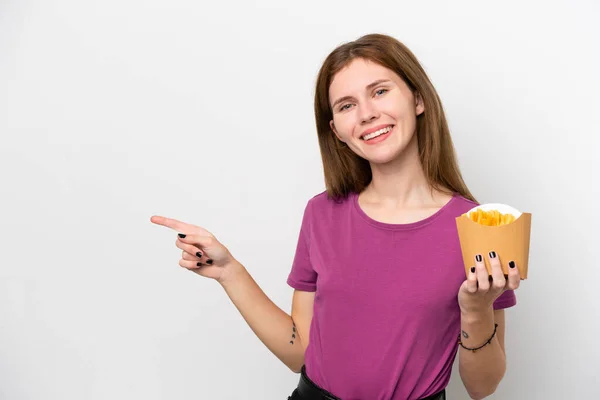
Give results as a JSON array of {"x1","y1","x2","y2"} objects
[
  {"x1": 149, "y1": 215, "x2": 314, "y2": 373},
  {"x1": 291, "y1": 289, "x2": 315, "y2": 356},
  {"x1": 220, "y1": 260, "x2": 314, "y2": 373},
  {"x1": 457, "y1": 251, "x2": 519, "y2": 399},
  {"x1": 458, "y1": 309, "x2": 507, "y2": 400}
]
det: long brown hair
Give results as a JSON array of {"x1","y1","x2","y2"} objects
[{"x1": 314, "y1": 33, "x2": 477, "y2": 203}]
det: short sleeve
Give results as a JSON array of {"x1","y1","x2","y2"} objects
[
  {"x1": 286, "y1": 200, "x2": 317, "y2": 292},
  {"x1": 493, "y1": 289, "x2": 517, "y2": 310}
]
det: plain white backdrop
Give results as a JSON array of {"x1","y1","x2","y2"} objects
[{"x1": 1, "y1": 0, "x2": 598, "y2": 399}]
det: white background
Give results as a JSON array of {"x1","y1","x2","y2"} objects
[{"x1": 1, "y1": 0, "x2": 598, "y2": 399}]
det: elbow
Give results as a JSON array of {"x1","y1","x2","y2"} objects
[
  {"x1": 289, "y1": 365, "x2": 302, "y2": 374},
  {"x1": 467, "y1": 387, "x2": 497, "y2": 400},
  {"x1": 287, "y1": 352, "x2": 305, "y2": 374},
  {"x1": 288, "y1": 359, "x2": 304, "y2": 374},
  {"x1": 467, "y1": 378, "x2": 502, "y2": 400},
  {"x1": 462, "y1": 361, "x2": 506, "y2": 399},
  {"x1": 288, "y1": 344, "x2": 306, "y2": 374},
  {"x1": 467, "y1": 392, "x2": 487, "y2": 400}
]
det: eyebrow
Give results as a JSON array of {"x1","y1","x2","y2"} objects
[{"x1": 331, "y1": 79, "x2": 392, "y2": 109}]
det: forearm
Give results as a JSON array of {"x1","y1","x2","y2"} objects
[
  {"x1": 458, "y1": 309, "x2": 506, "y2": 399},
  {"x1": 219, "y1": 260, "x2": 304, "y2": 372}
]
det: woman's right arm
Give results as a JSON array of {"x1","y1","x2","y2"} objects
[
  {"x1": 220, "y1": 262, "x2": 315, "y2": 373},
  {"x1": 150, "y1": 215, "x2": 314, "y2": 373}
]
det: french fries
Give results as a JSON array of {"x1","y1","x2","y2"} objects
[{"x1": 463, "y1": 208, "x2": 516, "y2": 226}]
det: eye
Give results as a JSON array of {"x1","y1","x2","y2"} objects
[
  {"x1": 375, "y1": 88, "x2": 388, "y2": 96},
  {"x1": 339, "y1": 103, "x2": 352, "y2": 111}
]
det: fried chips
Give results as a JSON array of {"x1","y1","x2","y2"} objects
[{"x1": 464, "y1": 208, "x2": 516, "y2": 226}]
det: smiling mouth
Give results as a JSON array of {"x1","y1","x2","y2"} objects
[{"x1": 361, "y1": 125, "x2": 394, "y2": 141}]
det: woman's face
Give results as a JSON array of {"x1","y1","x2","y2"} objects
[{"x1": 329, "y1": 58, "x2": 424, "y2": 164}]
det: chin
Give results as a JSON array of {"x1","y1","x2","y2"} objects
[
  {"x1": 364, "y1": 146, "x2": 409, "y2": 165},
  {"x1": 365, "y1": 153, "x2": 402, "y2": 165}
]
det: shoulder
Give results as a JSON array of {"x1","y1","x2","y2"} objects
[
  {"x1": 307, "y1": 190, "x2": 330, "y2": 205},
  {"x1": 305, "y1": 190, "x2": 354, "y2": 212},
  {"x1": 446, "y1": 192, "x2": 480, "y2": 217},
  {"x1": 299, "y1": 190, "x2": 355, "y2": 231}
]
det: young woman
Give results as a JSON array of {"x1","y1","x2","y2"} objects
[{"x1": 151, "y1": 33, "x2": 520, "y2": 400}]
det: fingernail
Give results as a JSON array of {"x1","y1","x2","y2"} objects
[
  {"x1": 196, "y1": 262, "x2": 202, "y2": 266},
  {"x1": 206, "y1": 259, "x2": 213, "y2": 265},
  {"x1": 509, "y1": 261, "x2": 515, "y2": 268},
  {"x1": 178, "y1": 233, "x2": 186, "y2": 238},
  {"x1": 475, "y1": 254, "x2": 482, "y2": 262},
  {"x1": 489, "y1": 251, "x2": 496, "y2": 259},
  {"x1": 196, "y1": 251, "x2": 202, "y2": 258},
  {"x1": 470, "y1": 267, "x2": 475, "y2": 273}
]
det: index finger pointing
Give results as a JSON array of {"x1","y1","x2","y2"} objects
[{"x1": 150, "y1": 216, "x2": 190, "y2": 232}]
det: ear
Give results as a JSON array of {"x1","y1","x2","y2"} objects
[
  {"x1": 330, "y1": 120, "x2": 344, "y2": 142},
  {"x1": 415, "y1": 92, "x2": 425, "y2": 116}
]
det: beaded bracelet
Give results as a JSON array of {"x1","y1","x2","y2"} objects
[{"x1": 458, "y1": 323, "x2": 498, "y2": 353}]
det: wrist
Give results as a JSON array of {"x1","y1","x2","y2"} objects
[
  {"x1": 461, "y1": 307, "x2": 494, "y2": 324},
  {"x1": 459, "y1": 308, "x2": 497, "y2": 351},
  {"x1": 218, "y1": 259, "x2": 246, "y2": 287}
]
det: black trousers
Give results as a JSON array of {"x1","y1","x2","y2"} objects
[{"x1": 288, "y1": 365, "x2": 446, "y2": 400}]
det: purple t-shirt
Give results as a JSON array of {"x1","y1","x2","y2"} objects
[{"x1": 287, "y1": 191, "x2": 516, "y2": 400}]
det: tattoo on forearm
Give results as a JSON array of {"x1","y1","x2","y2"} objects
[
  {"x1": 462, "y1": 330, "x2": 469, "y2": 339},
  {"x1": 290, "y1": 321, "x2": 297, "y2": 345}
]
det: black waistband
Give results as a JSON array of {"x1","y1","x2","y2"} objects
[
  {"x1": 297, "y1": 365, "x2": 341, "y2": 399},
  {"x1": 297, "y1": 365, "x2": 446, "y2": 400}
]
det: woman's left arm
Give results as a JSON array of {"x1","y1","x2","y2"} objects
[
  {"x1": 458, "y1": 309, "x2": 507, "y2": 400},
  {"x1": 457, "y1": 252, "x2": 520, "y2": 399}
]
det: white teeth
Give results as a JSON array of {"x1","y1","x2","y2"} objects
[{"x1": 362, "y1": 126, "x2": 393, "y2": 141}]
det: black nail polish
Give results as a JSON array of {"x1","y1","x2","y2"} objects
[
  {"x1": 509, "y1": 261, "x2": 515, "y2": 268},
  {"x1": 470, "y1": 267, "x2": 475, "y2": 273},
  {"x1": 489, "y1": 251, "x2": 496, "y2": 259},
  {"x1": 178, "y1": 233, "x2": 186, "y2": 238},
  {"x1": 196, "y1": 251, "x2": 202, "y2": 258},
  {"x1": 206, "y1": 259, "x2": 213, "y2": 265},
  {"x1": 488, "y1": 275, "x2": 493, "y2": 282},
  {"x1": 475, "y1": 254, "x2": 482, "y2": 262},
  {"x1": 196, "y1": 262, "x2": 202, "y2": 266}
]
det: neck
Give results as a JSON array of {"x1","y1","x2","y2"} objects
[{"x1": 363, "y1": 136, "x2": 446, "y2": 208}]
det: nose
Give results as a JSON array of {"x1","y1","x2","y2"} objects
[{"x1": 359, "y1": 101, "x2": 379, "y2": 124}]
